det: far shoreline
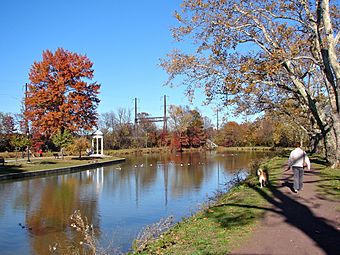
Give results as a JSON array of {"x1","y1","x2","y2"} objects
[{"x1": 0, "y1": 157, "x2": 125, "y2": 181}]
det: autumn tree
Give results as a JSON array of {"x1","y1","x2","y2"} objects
[
  {"x1": 214, "y1": 115, "x2": 299, "y2": 147},
  {"x1": 99, "y1": 108, "x2": 134, "y2": 149},
  {"x1": 168, "y1": 105, "x2": 207, "y2": 149},
  {"x1": 72, "y1": 137, "x2": 90, "y2": 158},
  {"x1": 168, "y1": 105, "x2": 192, "y2": 149},
  {"x1": 168, "y1": 105, "x2": 192, "y2": 134},
  {"x1": 215, "y1": 121, "x2": 248, "y2": 147},
  {"x1": 0, "y1": 112, "x2": 16, "y2": 135},
  {"x1": 273, "y1": 121, "x2": 302, "y2": 147},
  {"x1": 187, "y1": 109, "x2": 206, "y2": 147},
  {"x1": 203, "y1": 116, "x2": 215, "y2": 140},
  {"x1": 25, "y1": 48, "x2": 100, "y2": 138},
  {"x1": 0, "y1": 112, "x2": 16, "y2": 151},
  {"x1": 138, "y1": 112, "x2": 158, "y2": 147},
  {"x1": 162, "y1": 0, "x2": 340, "y2": 167},
  {"x1": 252, "y1": 117, "x2": 275, "y2": 146},
  {"x1": 99, "y1": 111, "x2": 118, "y2": 149}
]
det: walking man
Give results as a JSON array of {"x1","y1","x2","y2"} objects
[{"x1": 287, "y1": 143, "x2": 311, "y2": 193}]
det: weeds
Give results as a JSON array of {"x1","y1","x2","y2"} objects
[
  {"x1": 133, "y1": 216, "x2": 175, "y2": 252},
  {"x1": 207, "y1": 170, "x2": 248, "y2": 206},
  {"x1": 49, "y1": 210, "x2": 121, "y2": 255}
]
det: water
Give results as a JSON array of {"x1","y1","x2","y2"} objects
[{"x1": 0, "y1": 151, "x2": 270, "y2": 254}]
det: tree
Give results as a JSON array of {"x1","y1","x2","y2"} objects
[
  {"x1": 25, "y1": 48, "x2": 100, "y2": 138},
  {"x1": 168, "y1": 105, "x2": 192, "y2": 134},
  {"x1": 187, "y1": 109, "x2": 206, "y2": 147},
  {"x1": 52, "y1": 130, "x2": 74, "y2": 151},
  {"x1": 252, "y1": 117, "x2": 275, "y2": 146},
  {"x1": 72, "y1": 137, "x2": 90, "y2": 158},
  {"x1": 161, "y1": 0, "x2": 340, "y2": 167},
  {"x1": 10, "y1": 134, "x2": 31, "y2": 159},
  {"x1": 216, "y1": 121, "x2": 247, "y2": 147},
  {"x1": 0, "y1": 112, "x2": 16, "y2": 135},
  {"x1": 0, "y1": 112, "x2": 16, "y2": 151},
  {"x1": 168, "y1": 105, "x2": 207, "y2": 148},
  {"x1": 138, "y1": 112, "x2": 158, "y2": 148},
  {"x1": 99, "y1": 108, "x2": 134, "y2": 149}
]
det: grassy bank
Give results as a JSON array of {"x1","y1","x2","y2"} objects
[
  {"x1": 131, "y1": 156, "x2": 286, "y2": 254},
  {"x1": 312, "y1": 156, "x2": 340, "y2": 207},
  {"x1": 319, "y1": 167, "x2": 340, "y2": 202},
  {"x1": 104, "y1": 146, "x2": 280, "y2": 157},
  {"x1": 105, "y1": 147, "x2": 171, "y2": 156},
  {"x1": 216, "y1": 146, "x2": 290, "y2": 152},
  {"x1": 0, "y1": 156, "x2": 123, "y2": 175},
  {"x1": 131, "y1": 154, "x2": 340, "y2": 255}
]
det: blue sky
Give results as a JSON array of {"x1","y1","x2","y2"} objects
[{"x1": 0, "y1": 0, "x2": 229, "y2": 124}]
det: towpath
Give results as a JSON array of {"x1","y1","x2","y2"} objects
[{"x1": 231, "y1": 166, "x2": 340, "y2": 255}]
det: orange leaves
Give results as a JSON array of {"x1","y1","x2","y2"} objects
[{"x1": 25, "y1": 48, "x2": 100, "y2": 137}]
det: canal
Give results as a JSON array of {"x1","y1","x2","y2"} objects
[{"x1": 0, "y1": 151, "x2": 271, "y2": 254}]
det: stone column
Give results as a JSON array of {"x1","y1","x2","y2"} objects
[
  {"x1": 96, "y1": 137, "x2": 99, "y2": 155},
  {"x1": 101, "y1": 136, "x2": 104, "y2": 155}
]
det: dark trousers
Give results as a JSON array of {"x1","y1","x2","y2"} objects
[{"x1": 293, "y1": 166, "x2": 304, "y2": 191}]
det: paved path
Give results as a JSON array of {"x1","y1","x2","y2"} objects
[
  {"x1": 5, "y1": 156, "x2": 55, "y2": 163},
  {"x1": 231, "y1": 167, "x2": 340, "y2": 255}
]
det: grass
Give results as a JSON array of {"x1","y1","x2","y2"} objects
[
  {"x1": 0, "y1": 156, "x2": 123, "y2": 175},
  {"x1": 105, "y1": 147, "x2": 170, "y2": 156},
  {"x1": 318, "y1": 167, "x2": 340, "y2": 201},
  {"x1": 216, "y1": 146, "x2": 278, "y2": 152},
  {"x1": 131, "y1": 156, "x2": 286, "y2": 255},
  {"x1": 311, "y1": 155, "x2": 340, "y2": 207}
]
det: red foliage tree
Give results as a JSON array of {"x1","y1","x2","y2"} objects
[
  {"x1": 25, "y1": 48, "x2": 100, "y2": 138},
  {"x1": 170, "y1": 133, "x2": 182, "y2": 152}
]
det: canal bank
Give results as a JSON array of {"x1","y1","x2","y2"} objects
[
  {"x1": 0, "y1": 157, "x2": 125, "y2": 181},
  {"x1": 132, "y1": 155, "x2": 340, "y2": 255},
  {"x1": 130, "y1": 156, "x2": 279, "y2": 254}
]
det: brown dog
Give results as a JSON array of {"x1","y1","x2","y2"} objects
[{"x1": 257, "y1": 168, "x2": 267, "y2": 188}]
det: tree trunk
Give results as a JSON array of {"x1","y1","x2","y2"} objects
[
  {"x1": 310, "y1": 133, "x2": 323, "y2": 154},
  {"x1": 316, "y1": 0, "x2": 340, "y2": 168},
  {"x1": 325, "y1": 117, "x2": 340, "y2": 168}
]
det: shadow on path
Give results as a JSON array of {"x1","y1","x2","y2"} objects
[
  {"x1": 258, "y1": 185, "x2": 339, "y2": 254},
  {"x1": 218, "y1": 174, "x2": 340, "y2": 255}
]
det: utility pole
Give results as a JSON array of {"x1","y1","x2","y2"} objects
[
  {"x1": 25, "y1": 83, "x2": 31, "y2": 162},
  {"x1": 134, "y1": 97, "x2": 139, "y2": 146},
  {"x1": 134, "y1": 97, "x2": 138, "y2": 127},
  {"x1": 163, "y1": 95, "x2": 167, "y2": 133},
  {"x1": 133, "y1": 95, "x2": 169, "y2": 146},
  {"x1": 216, "y1": 109, "x2": 219, "y2": 131}
]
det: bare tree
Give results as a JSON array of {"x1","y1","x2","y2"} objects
[{"x1": 161, "y1": 0, "x2": 339, "y2": 167}]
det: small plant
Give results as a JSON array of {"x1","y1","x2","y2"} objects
[
  {"x1": 69, "y1": 210, "x2": 97, "y2": 254},
  {"x1": 71, "y1": 137, "x2": 90, "y2": 158},
  {"x1": 133, "y1": 216, "x2": 174, "y2": 252},
  {"x1": 203, "y1": 170, "x2": 248, "y2": 210},
  {"x1": 10, "y1": 134, "x2": 31, "y2": 160},
  {"x1": 52, "y1": 130, "x2": 74, "y2": 158},
  {"x1": 49, "y1": 210, "x2": 120, "y2": 255}
]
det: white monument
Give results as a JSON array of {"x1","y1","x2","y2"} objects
[{"x1": 92, "y1": 130, "x2": 104, "y2": 156}]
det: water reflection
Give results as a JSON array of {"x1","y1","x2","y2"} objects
[{"x1": 0, "y1": 151, "x2": 270, "y2": 254}]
